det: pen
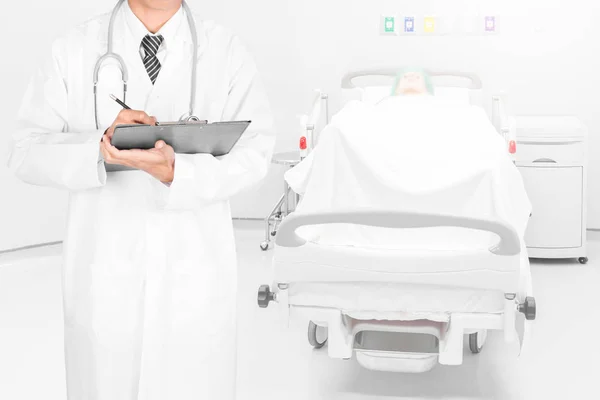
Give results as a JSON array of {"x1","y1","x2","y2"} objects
[
  {"x1": 109, "y1": 94, "x2": 131, "y2": 110},
  {"x1": 110, "y1": 94, "x2": 162, "y2": 126}
]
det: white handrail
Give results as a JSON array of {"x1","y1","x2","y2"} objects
[{"x1": 275, "y1": 210, "x2": 521, "y2": 256}]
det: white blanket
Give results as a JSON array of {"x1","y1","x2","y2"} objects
[{"x1": 285, "y1": 96, "x2": 532, "y2": 251}]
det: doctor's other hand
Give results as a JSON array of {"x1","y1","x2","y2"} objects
[
  {"x1": 101, "y1": 137, "x2": 175, "y2": 184},
  {"x1": 136, "y1": 140, "x2": 176, "y2": 184}
]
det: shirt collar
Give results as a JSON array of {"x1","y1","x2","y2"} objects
[{"x1": 122, "y1": 0, "x2": 185, "y2": 50}]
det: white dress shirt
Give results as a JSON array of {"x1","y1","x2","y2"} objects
[{"x1": 122, "y1": 0, "x2": 185, "y2": 65}]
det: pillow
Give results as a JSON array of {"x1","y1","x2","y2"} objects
[{"x1": 359, "y1": 85, "x2": 472, "y2": 106}]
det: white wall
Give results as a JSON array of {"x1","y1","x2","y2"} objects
[
  {"x1": 1, "y1": 0, "x2": 599, "y2": 251},
  {"x1": 0, "y1": 1, "x2": 111, "y2": 251}
]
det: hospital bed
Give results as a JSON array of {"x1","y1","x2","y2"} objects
[{"x1": 256, "y1": 69, "x2": 535, "y2": 373}]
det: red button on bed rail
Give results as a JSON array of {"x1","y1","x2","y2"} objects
[
  {"x1": 299, "y1": 136, "x2": 307, "y2": 150},
  {"x1": 509, "y1": 140, "x2": 516, "y2": 154}
]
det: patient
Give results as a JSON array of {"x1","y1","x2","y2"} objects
[
  {"x1": 391, "y1": 67, "x2": 435, "y2": 97},
  {"x1": 285, "y1": 67, "x2": 531, "y2": 250}
]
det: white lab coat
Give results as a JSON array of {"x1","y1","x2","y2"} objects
[{"x1": 7, "y1": 4, "x2": 275, "y2": 400}]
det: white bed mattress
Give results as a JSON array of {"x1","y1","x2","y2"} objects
[
  {"x1": 288, "y1": 282, "x2": 506, "y2": 317},
  {"x1": 273, "y1": 239, "x2": 527, "y2": 294},
  {"x1": 274, "y1": 238, "x2": 532, "y2": 324}
]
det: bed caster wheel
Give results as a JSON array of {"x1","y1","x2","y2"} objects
[
  {"x1": 260, "y1": 242, "x2": 269, "y2": 251},
  {"x1": 308, "y1": 321, "x2": 328, "y2": 349},
  {"x1": 579, "y1": 257, "x2": 588, "y2": 264},
  {"x1": 518, "y1": 296, "x2": 536, "y2": 320},
  {"x1": 469, "y1": 330, "x2": 487, "y2": 354},
  {"x1": 257, "y1": 285, "x2": 275, "y2": 308}
]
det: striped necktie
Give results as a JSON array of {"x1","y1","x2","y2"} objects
[{"x1": 141, "y1": 34, "x2": 164, "y2": 85}]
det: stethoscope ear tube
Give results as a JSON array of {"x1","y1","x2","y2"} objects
[
  {"x1": 93, "y1": 53, "x2": 129, "y2": 130},
  {"x1": 182, "y1": 1, "x2": 198, "y2": 122}
]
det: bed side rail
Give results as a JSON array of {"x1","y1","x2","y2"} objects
[{"x1": 274, "y1": 210, "x2": 520, "y2": 256}]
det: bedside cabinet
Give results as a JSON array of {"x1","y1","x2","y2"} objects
[{"x1": 513, "y1": 116, "x2": 588, "y2": 263}]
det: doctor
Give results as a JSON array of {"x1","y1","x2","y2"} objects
[{"x1": 7, "y1": 0, "x2": 274, "y2": 399}]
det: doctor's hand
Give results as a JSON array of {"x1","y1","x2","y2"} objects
[
  {"x1": 103, "y1": 109, "x2": 157, "y2": 140},
  {"x1": 101, "y1": 138, "x2": 176, "y2": 184}
]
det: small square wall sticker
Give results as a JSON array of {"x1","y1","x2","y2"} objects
[
  {"x1": 380, "y1": 15, "x2": 397, "y2": 35},
  {"x1": 385, "y1": 17, "x2": 396, "y2": 33},
  {"x1": 485, "y1": 16, "x2": 496, "y2": 32},
  {"x1": 405, "y1": 17, "x2": 415, "y2": 33},
  {"x1": 424, "y1": 17, "x2": 436, "y2": 33},
  {"x1": 384, "y1": 16, "x2": 395, "y2": 33}
]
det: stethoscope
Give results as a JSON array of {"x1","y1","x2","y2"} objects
[{"x1": 93, "y1": 0, "x2": 200, "y2": 130}]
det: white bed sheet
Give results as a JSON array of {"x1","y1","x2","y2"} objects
[{"x1": 284, "y1": 96, "x2": 531, "y2": 258}]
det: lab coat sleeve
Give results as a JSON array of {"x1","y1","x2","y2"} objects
[
  {"x1": 6, "y1": 38, "x2": 107, "y2": 191},
  {"x1": 160, "y1": 36, "x2": 276, "y2": 209}
]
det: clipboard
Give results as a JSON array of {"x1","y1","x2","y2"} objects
[{"x1": 106, "y1": 120, "x2": 251, "y2": 172}]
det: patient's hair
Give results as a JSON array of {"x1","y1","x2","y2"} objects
[{"x1": 391, "y1": 67, "x2": 435, "y2": 96}]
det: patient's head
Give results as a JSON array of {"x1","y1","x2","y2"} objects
[{"x1": 391, "y1": 68, "x2": 435, "y2": 96}]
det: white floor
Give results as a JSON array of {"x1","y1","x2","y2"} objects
[{"x1": 1, "y1": 221, "x2": 599, "y2": 400}]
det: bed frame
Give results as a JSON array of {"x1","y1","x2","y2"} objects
[{"x1": 257, "y1": 210, "x2": 536, "y2": 372}]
